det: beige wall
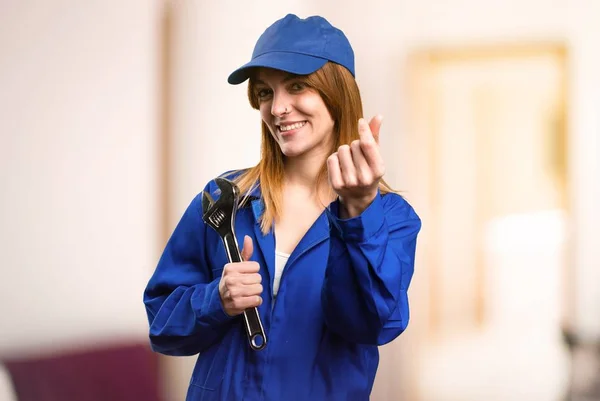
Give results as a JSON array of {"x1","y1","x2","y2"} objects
[
  {"x1": 568, "y1": 0, "x2": 600, "y2": 340},
  {"x1": 0, "y1": 0, "x2": 162, "y2": 353}
]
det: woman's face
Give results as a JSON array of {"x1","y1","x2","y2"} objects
[{"x1": 254, "y1": 68, "x2": 335, "y2": 160}]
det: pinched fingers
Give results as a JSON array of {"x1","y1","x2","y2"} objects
[
  {"x1": 350, "y1": 139, "x2": 373, "y2": 186},
  {"x1": 337, "y1": 144, "x2": 357, "y2": 187},
  {"x1": 357, "y1": 118, "x2": 385, "y2": 177},
  {"x1": 327, "y1": 119, "x2": 385, "y2": 194}
]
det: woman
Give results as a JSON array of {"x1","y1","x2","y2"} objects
[{"x1": 144, "y1": 14, "x2": 421, "y2": 401}]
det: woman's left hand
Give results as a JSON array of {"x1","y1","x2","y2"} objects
[{"x1": 327, "y1": 115, "x2": 385, "y2": 218}]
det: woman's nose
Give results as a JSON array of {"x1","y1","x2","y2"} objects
[{"x1": 271, "y1": 92, "x2": 291, "y2": 117}]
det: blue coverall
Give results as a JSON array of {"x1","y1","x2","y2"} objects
[{"x1": 143, "y1": 174, "x2": 421, "y2": 400}]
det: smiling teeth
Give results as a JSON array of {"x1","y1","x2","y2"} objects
[{"x1": 280, "y1": 121, "x2": 306, "y2": 132}]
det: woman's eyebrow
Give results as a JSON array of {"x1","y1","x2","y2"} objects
[{"x1": 282, "y1": 74, "x2": 299, "y2": 83}]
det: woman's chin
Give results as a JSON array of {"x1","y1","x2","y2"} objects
[{"x1": 279, "y1": 145, "x2": 303, "y2": 158}]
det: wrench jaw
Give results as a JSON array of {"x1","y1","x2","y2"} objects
[
  {"x1": 201, "y1": 178, "x2": 242, "y2": 263},
  {"x1": 201, "y1": 190, "x2": 214, "y2": 219},
  {"x1": 215, "y1": 177, "x2": 239, "y2": 200},
  {"x1": 201, "y1": 179, "x2": 237, "y2": 238}
]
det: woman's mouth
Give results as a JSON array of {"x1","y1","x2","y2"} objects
[{"x1": 278, "y1": 121, "x2": 307, "y2": 134}]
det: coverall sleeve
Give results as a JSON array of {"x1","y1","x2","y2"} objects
[
  {"x1": 143, "y1": 191, "x2": 235, "y2": 356},
  {"x1": 322, "y1": 192, "x2": 421, "y2": 345}
]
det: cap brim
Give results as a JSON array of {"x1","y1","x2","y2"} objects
[{"x1": 227, "y1": 52, "x2": 328, "y2": 85}]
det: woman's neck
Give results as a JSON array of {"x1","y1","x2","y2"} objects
[
  {"x1": 282, "y1": 150, "x2": 336, "y2": 204},
  {"x1": 283, "y1": 148, "x2": 326, "y2": 187}
]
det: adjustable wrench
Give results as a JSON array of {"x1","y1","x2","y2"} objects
[{"x1": 201, "y1": 177, "x2": 267, "y2": 351}]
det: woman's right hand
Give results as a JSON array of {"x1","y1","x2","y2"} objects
[{"x1": 219, "y1": 235, "x2": 263, "y2": 316}]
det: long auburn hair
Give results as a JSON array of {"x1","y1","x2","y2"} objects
[{"x1": 230, "y1": 61, "x2": 394, "y2": 234}]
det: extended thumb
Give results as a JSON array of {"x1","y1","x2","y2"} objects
[{"x1": 240, "y1": 235, "x2": 253, "y2": 261}]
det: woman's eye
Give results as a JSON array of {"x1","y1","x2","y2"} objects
[
  {"x1": 256, "y1": 89, "x2": 272, "y2": 99},
  {"x1": 290, "y1": 82, "x2": 305, "y2": 91}
]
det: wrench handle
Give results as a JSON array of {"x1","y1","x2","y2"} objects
[
  {"x1": 222, "y1": 232, "x2": 267, "y2": 351},
  {"x1": 222, "y1": 232, "x2": 243, "y2": 264}
]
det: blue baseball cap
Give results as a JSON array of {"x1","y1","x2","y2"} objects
[{"x1": 227, "y1": 14, "x2": 355, "y2": 85}]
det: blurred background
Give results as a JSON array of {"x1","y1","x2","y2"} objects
[{"x1": 1, "y1": 0, "x2": 599, "y2": 400}]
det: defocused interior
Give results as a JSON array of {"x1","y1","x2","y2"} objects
[{"x1": 1, "y1": 1, "x2": 599, "y2": 400}]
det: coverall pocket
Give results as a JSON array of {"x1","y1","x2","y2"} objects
[{"x1": 191, "y1": 338, "x2": 228, "y2": 391}]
